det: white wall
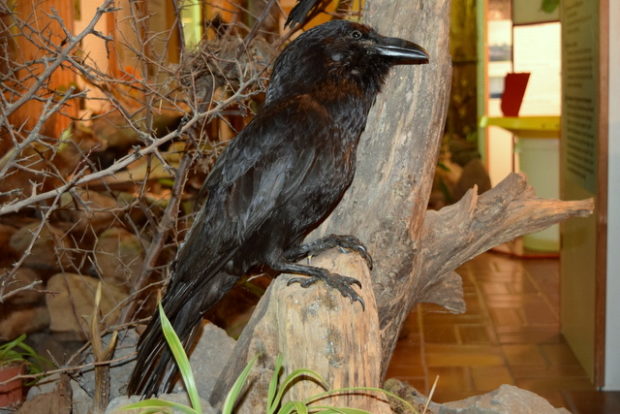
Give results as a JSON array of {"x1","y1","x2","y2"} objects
[{"x1": 605, "y1": 0, "x2": 620, "y2": 391}]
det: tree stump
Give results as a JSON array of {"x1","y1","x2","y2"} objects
[{"x1": 212, "y1": 251, "x2": 389, "y2": 413}]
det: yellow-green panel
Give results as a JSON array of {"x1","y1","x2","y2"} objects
[
  {"x1": 560, "y1": 188, "x2": 597, "y2": 382},
  {"x1": 560, "y1": 0, "x2": 600, "y2": 384}
]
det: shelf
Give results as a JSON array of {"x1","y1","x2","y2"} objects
[{"x1": 480, "y1": 115, "x2": 560, "y2": 138}]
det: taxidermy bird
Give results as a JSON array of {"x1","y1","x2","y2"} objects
[{"x1": 127, "y1": 19, "x2": 429, "y2": 396}]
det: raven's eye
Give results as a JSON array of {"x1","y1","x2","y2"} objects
[{"x1": 350, "y1": 30, "x2": 363, "y2": 40}]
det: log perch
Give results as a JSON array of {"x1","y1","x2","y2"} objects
[
  {"x1": 211, "y1": 173, "x2": 593, "y2": 411},
  {"x1": 211, "y1": 250, "x2": 389, "y2": 413}
]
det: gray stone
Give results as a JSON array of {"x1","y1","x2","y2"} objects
[
  {"x1": 73, "y1": 329, "x2": 139, "y2": 401},
  {"x1": 453, "y1": 158, "x2": 492, "y2": 202},
  {"x1": 71, "y1": 380, "x2": 93, "y2": 414},
  {"x1": 0, "y1": 305, "x2": 49, "y2": 341},
  {"x1": 441, "y1": 384, "x2": 571, "y2": 414},
  {"x1": 173, "y1": 322, "x2": 237, "y2": 400},
  {"x1": 9, "y1": 222, "x2": 74, "y2": 271},
  {"x1": 94, "y1": 227, "x2": 145, "y2": 291},
  {"x1": 0, "y1": 224, "x2": 17, "y2": 260},
  {"x1": 384, "y1": 379, "x2": 570, "y2": 414},
  {"x1": 27, "y1": 331, "x2": 138, "y2": 413},
  {"x1": 55, "y1": 189, "x2": 120, "y2": 233},
  {"x1": 26, "y1": 373, "x2": 61, "y2": 398},
  {"x1": 27, "y1": 322, "x2": 235, "y2": 412},
  {"x1": 45, "y1": 273, "x2": 127, "y2": 340},
  {"x1": 0, "y1": 267, "x2": 44, "y2": 305}
]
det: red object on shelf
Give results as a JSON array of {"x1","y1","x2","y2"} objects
[{"x1": 501, "y1": 72, "x2": 531, "y2": 116}]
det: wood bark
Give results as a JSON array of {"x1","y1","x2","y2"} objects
[
  {"x1": 210, "y1": 0, "x2": 594, "y2": 410},
  {"x1": 212, "y1": 251, "x2": 390, "y2": 413},
  {"x1": 313, "y1": 0, "x2": 453, "y2": 374}
]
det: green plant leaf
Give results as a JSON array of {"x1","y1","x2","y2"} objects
[
  {"x1": 305, "y1": 386, "x2": 418, "y2": 414},
  {"x1": 0, "y1": 334, "x2": 53, "y2": 377},
  {"x1": 311, "y1": 408, "x2": 371, "y2": 414},
  {"x1": 267, "y1": 354, "x2": 284, "y2": 413},
  {"x1": 271, "y1": 368, "x2": 328, "y2": 412},
  {"x1": 276, "y1": 401, "x2": 295, "y2": 414},
  {"x1": 437, "y1": 162, "x2": 451, "y2": 172},
  {"x1": 221, "y1": 356, "x2": 257, "y2": 414},
  {"x1": 158, "y1": 304, "x2": 201, "y2": 413},
  {"x1": 277, "y1": 401, "x2": 309, "y2": 414},
  {"x1": 122, "y1": 397, "x2": 199, "y2": 414},
  {"x1": 292, "y1": 401, "x2": 309, "y2": 414}
]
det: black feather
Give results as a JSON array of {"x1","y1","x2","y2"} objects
[{"x1": 285, "y1": 0, "x2": 330, "y2": 28}]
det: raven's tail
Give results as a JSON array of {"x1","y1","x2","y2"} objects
[
  {"x1": 126, "y1": 269, "x2": 239, "y2": 397},
  {"x1": 126, "y1": 282, "x2": 203, "y2": 397}
]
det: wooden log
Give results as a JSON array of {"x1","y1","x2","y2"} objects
[
  {"x1": 211, "y1": 175, "x2": 593, "y2": 407},
  {"x1": 211, "y1": 250, "x2": 390, "y2": 413},
  {"x1": 311, "y1": 0, "x2": 453, "y2": 375},
  {"x1": 380, "y1": 173, "x2": 594, "y2": 371}
]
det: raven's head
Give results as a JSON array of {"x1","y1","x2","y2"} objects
[{"x1": 266, "y1": 20, "x2": 429, "y2": 104}]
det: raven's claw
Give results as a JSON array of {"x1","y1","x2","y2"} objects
[
  {"x1": 287, "y1": 273, "x2": 365, "y2": 310},
  {"x1": 285, "y1": 234, "x2": 373, "y2": 270}
]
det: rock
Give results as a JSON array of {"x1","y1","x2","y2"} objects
[
  {"x1": 383, "y1": 378, "x2": 441, "y2": 413},
  {"x1": 25, "y1": 373, "x2": 62, "y2": 400},
  {"x1": 45, "y1": 273, "x2": 127, "y2": 340},
  {"x1": 77, "y1": 322, "x2": 233, "y2": 409},
  {"x1": 94, "y1": 228, "x2": 144, "y2": 290},
  {"x1": 384, "y1": 379, "x2": 570, "y2": 414},
  {"x1": 443, "y1": 384, "x2": 571, "y2": 414},
  {"x1": 0, "y1": 267, "x2": 44, "y2": 305},
  {"x1": 105, "y1": 393, "x2": 215, "y2": 414},
  {"x1": 453, "y1": 158, "x2": 492, "y2": 202},
  {"x1": 16, "y1": 374, "x2": 72, "y2": 414},
  {"x1": 54, "y1": 189, "x2": 120, "y2": 233},
  {"x1": 26, "y1": 332, "x2": 84, "y2": 366},
  {"x1": 176, "y1": 322, "x2": 236, "y2": 400},
  {"x1": 9, "y1": 222, "x2": 74, "y2": 271},
  {"x1": 27, "y1": 323, "x2": 234, "y2": 413},
  {"x1": 0, "y1": 306, "x2": 50, "y2": 341},
  {"x1": 92, "y1": 109, "x2": 182, "y2": 151},
  {"x1": 0, "y1": 224, "x2": 17, "y2": 262},
  {"x1": 71, "y1": 380, "x2": 92, "y2": 414},
  {"x1": 27, "y1": 331, "x2": 138, "y2": 413},
  {"x1": 72, "y1": 330, "x2": 138, "y2": 401},
  {"x1": 53, "y1": 125, "x2": 107, "y2": 178}
]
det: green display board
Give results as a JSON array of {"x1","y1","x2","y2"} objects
[
  {"x1": 560, "y1": 0, "x2": 601, "y2": 383},
  {"x1": 561, "y1": 0, "x2": 599, "y2": 193}
]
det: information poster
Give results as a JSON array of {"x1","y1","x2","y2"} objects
[
  {"x1": 560, "y1": 0, "x2": 602, "y2": 383},
  {"x1": 562, "y1": 0, "x2": 598, "y2": 193}
]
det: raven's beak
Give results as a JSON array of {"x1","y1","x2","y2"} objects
[{"x1": 374, "y1": 35, "x2": 429, "y2": 65}]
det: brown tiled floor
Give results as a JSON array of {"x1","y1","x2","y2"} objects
[{"x1": 387, "y1": 251, "x2": 620, "y2": 413}]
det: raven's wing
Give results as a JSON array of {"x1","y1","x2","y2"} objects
[
  {"x1": 128, "y1": 95, "x2": 337, "y2": 396},
  {"x1": 175, "y1": 95, "x2": 333, "y2": 282}
]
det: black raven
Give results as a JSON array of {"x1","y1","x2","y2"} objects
[{"x1": 127, "y1": 20, "x2": 428, "y2": 397}]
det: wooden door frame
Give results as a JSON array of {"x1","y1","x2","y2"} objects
[{"x1": 594, "y1": 0, "x2": 609, "y2": 388}]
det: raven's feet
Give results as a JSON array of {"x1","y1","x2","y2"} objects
[
  {"x1": 287, "y1": 273, "x2": 365, "y2": 310},
  {"x1": 285, "y1": 234, "x2": 373, "y2": 270}
]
